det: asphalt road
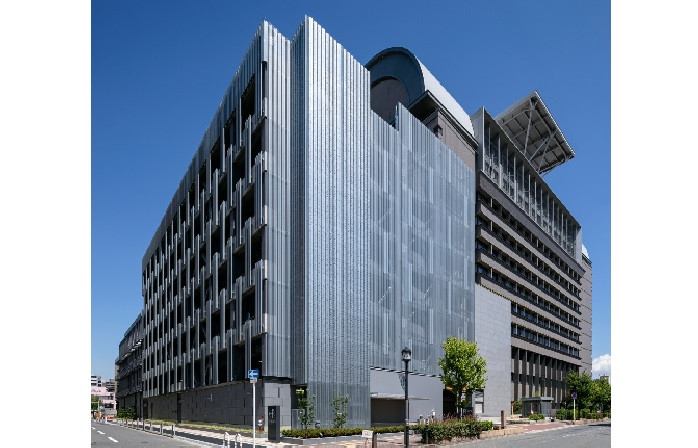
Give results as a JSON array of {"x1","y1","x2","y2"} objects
[
  {"x1": 90, "y1": 421, "x2": 210, "y2": 448},
  {"x1": 467, "y1": 422, "x2": 611, "y2": 448}
]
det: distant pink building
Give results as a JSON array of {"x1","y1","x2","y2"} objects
[{"x1": 92, "y1": 385, "x2": 116, "y2": 413}]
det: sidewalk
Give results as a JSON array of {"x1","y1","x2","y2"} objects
[{"x1": 109, "y1": 418, "x2": 599, "y2": 447}]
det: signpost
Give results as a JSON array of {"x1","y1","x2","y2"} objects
[
  {"x1": 268, "y1": 405, "x2": 280, "y2": 442},
  {"x1": 571, "y1": 392, "x2": 577, "y2": 420},
  {"x1": 249, "y1": 369, "x2": 258, "y2": 448}
]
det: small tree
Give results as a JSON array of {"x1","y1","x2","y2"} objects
[
  {"x1": 296, "y1": 388, "x2": 316, "y2": 429},
  {"x1": 91, "y1": 395, "x2": 102, "y2": 411},
  {"x1": 565, "y1": 371, "x2": 593, "y2": 410},
  {"x1": 437, "y1": 336, "x2": 487, "y2": 416},
  {"x1": 331, "y1": 393, "x2": 349, "y2": 428},
  {"x1": 590, "y1": 377, "x2": 611, "y2": 413}
]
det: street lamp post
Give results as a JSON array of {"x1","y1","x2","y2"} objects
[{"x1": 402, "y1": 347, "x2": 411, "y2": 448}]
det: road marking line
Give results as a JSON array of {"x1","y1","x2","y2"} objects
[
  {"x1": 108, "y1": 436, "x2": 118, "y2": 443},
  {"x1": 92, "y1": 427, "x2": 95, "y2": 430},
  {"x1": 97, "y1": 430, "x2": 105, "y2": 434}
]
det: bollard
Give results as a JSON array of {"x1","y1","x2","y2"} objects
[
  {"x1": 371, "y1": 432, "x2": 377, "y2": 448},
  {"x1": 236, "y1": 433, "x2": 241, "y2": 448},
  {"x1": 224, "y1": 432, "x2": 230, "y2": 447},
  {"x1": 501, "y1": 410, "x2": 505, "y2": 430},
  {"x1": 173, "y1": 424, "x2": 176, "y2": 438},
  {"x1": 160, "y1": 423, "x2": 163, "y2": 435}
]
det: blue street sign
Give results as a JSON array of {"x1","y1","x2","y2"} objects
[
  {"x1": 571, "y1": 392, "x2": 577, "y2": 399},
  {"x1": 248, "y1": 369, "x2": 259, "y2": 379}
]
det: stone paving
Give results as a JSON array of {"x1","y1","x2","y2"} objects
[{"x1": 109, "y1": 418, "x2": 595, "y2": 447}]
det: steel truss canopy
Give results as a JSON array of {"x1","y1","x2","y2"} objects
[{"x1": 494, "y1": 90, "x2": 575, "y2": 175}]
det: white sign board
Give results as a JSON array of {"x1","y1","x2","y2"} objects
[{"x1": 362, "y1": 430, "x2": 373, "y2": 439}]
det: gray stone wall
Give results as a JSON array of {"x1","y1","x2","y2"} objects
[
  {"x1": 148, "y1": 380, "x2": 291, "y2": 428},
  {"x1": 475, "y1": 285, "x2": 511, "y2": 418}
]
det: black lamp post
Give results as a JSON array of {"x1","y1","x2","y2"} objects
[{"x1": 402, "y1": 346, "x2": 411, "y2": 447}]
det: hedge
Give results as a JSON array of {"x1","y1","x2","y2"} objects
[
  {"x1": 529, "y1": 413, "x2": 545, "y2": 421},
  {"x1": 420, "y1": 419, "x2": 492, "y2": 444},
  {"x1": 281, "y1": 425, "x2": 417, "y2": 439},
  {"x1": 116, "y1": 407, "x2": 136, "y2": 419}
]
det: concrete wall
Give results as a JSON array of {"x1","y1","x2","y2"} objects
[
  {"x1": 579, "y1": 254, "x2": 593, "y2": 375},
  {"x1": 148, "y1": 380, "x2": 291, "y2": 428},
  {"x1": 475, "y1": 285, "x2": 511, "y2": 418}
]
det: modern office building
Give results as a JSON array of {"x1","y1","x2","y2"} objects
[
  {"x1": 469, "y1": 96, "x2": 593, "y2": 404},
  {"x1": 137, "y1": 16, "x2": 591, "y2": 427},
  {"x1": 115, "y1": 312, "x2": 144, "y2": 417}
]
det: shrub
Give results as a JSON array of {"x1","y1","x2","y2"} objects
[
  {"x1": 529, "y1": 414, "x2": 545, "y2": 421},
  {"x1": 479, "y1": 420, "x2": 493, "y2": 431},
  {"x1": 117, "y1": 407, "x2": 136, "y2": 419},
  {"x1": 420, "y1": 418, "x2": 493, "y2": 444},
  {"x1": 555, "y1": 409, "x2": 567, "y2": 420},
  {"x1": 282, "y1": 425, "x2": 417, "y2": 439}
]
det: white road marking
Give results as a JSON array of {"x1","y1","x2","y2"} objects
[
  {"x1": 529, "y1": 426, "x2": 566, "y2": 434},
  {"x1": 108, "y1": 436, "x2": 118, "y2": 443},
  {"x1": 97, "y1": 431, "x2": 104, "y2": 434},
  {"x1": 92, "y1": 427, "x2": 95, "y2": 430}
]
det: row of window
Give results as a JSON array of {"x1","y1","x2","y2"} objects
[
  {"x1": 511, "y1": 302, "x2": 580, "y2": 343},
  {"x1": 476, "y1": 224, "x2": 580, "y2": 313},
  {"x1": 511, "y1": 373, "x2": 565, "y2": 389},
  {"x1": 477, "y1": 191, "x2": 582, "y2": 283},
  {"x1": 476, "y1": 210, "x2": 581, "y2": 298},
  {"x1": 476, "y1": 263, "x2": 580, "y2": 328},
  {"x1": 511, "y1": 324, "x2": 580, "y2": 358}
]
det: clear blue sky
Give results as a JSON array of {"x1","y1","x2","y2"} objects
[{"x1": 92, "y1": 0, "x2": 610, "y2": 380}]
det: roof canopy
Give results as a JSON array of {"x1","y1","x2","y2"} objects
[{"x1": 494, "y1": 90, "x2": 574, "y2": 174}]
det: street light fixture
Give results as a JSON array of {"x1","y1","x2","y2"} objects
[{"x1": 402, "y1": 347, "x2": 411, "y2": 448}]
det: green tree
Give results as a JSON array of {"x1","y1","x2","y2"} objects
[
  {"x1": 590, "y1": 377, "x2": 611, "y2": 413},
  {"x1": 511, "y1": 400, "x2": 522, "y2": 414},
  {"x1": 437, "y1": 336, "x2": 487, "y2": 416},
  {"x1": 565, "y1": 371, "x2": 593, "y2": 411},
  {"x1": 331, "y1": 393, "x2": 349, "y2": 428},
  {"x1": 296, "y1": 388, "x2": 316, "y2": 430},
  {"x1": 91, "y1": 395, "x2": 102, "y2": 411}
]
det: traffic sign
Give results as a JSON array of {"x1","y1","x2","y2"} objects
[
  {"x1": 248, "y1": 369, "x2": 259, "y2": 379},
  {"x1": 571, "y1": 392, "x2": 577, "y2": 399}
]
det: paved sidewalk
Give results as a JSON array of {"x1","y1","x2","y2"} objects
[{"x1": 107, "y1": 419, "x2": 588, "y2": 447}]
